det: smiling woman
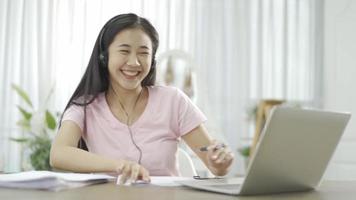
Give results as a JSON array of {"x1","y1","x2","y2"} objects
[
  {"x1": 1, "y1": 0, "x2": 323, "y2": 177},
  {"x1": 49, "y1": 13, "x2": 234, "y2": 184}
]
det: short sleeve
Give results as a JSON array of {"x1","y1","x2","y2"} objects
[
  {"x1": 176, "y1": 88, "x2": 207, "y2": 136},
  {"x1": 61, "y1": 104, "x2": 85, "y2": 132}
]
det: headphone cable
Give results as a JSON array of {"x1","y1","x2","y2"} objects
[{"x1": 111, "y1": 86, "x2": 144, "y2": 164}]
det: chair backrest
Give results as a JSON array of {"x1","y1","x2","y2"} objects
[
  {"x1": 177, "y1": 148, "x2": 197, "y2": 177},
  {"x1": 251, "y1": 99, "x2": 285, "y2": 155}
]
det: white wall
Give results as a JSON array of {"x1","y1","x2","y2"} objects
[{"x1": 323, "y1": 0, "x2": 356, "y2": 180}]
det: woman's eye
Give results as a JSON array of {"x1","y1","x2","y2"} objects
[{"x1": 119, "y1": 50, "x2": 129, "y2": 54}]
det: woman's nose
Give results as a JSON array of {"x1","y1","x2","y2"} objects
[{"x1": 127, "y1": 54, "x2": 140, "y2": 66}]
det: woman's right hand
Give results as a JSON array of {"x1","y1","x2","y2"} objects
[{"x1": 116, "y1": 160, "x2": 150, "y2": 184}]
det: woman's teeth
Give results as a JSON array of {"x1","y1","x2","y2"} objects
[{"x1": 122, "y1": 70, "x2": 140, "y2": 77}]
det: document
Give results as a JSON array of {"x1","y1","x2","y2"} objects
[
  {"x1": 117, "y1": 176, "x2": 193, "y2": 187},
  {"x1": 150, "y1": 176, "x2": 193, "y2": 186},
  {"x1": 0, "y1": 171, "x2": 115, "y2": 191}
]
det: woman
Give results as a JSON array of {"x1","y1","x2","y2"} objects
[{"x1": 50, "y1": 13, "x2": 234, "y2": 184}]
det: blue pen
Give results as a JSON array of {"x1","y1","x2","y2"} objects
[{"x1": 199, "y1": 144, "x2": 225, "y2": 152}]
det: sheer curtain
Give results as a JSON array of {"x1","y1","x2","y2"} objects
[
  {"x1": 176, "y1": 0, "x2": 323, "y2": 174},
  {"x1": 0, "y1": 0, "x2": 322, "y2": 174},
  {"x1": 248, "y1": 0, "x2": 323, "y2": 104},
  {"x1": 0, "y1": 0, "x2": 56, "y2": 171}
]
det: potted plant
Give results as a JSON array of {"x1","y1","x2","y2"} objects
[{"x1": 10, "y1": 84, "x2": 58, "y2": 171}]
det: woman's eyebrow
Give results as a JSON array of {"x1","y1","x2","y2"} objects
[
  {"x1": 116, "y1": 44, "x2": 150, "y2": 50},
  {"x1": 117, "y1": 44, "x2": 130, "y2": 48},
  {"x1": 139, "y1": 45, "x2": 150, "y2": 50}
]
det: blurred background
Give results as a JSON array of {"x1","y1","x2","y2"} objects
[{"x1": 0, "y1": 0, "x2": 355, "y2": 179}]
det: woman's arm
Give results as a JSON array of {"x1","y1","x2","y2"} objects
[
  {"x1": 50, "y1": 121, "x2": 150, "y2": 183},
  {"x1": 182, "y1": 125, "x2": 234, "y2": 176},
  {"x1": 50, "y1": 121, "x2": 119, "y2": 172}
]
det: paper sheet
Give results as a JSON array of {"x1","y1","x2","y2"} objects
[
  {"x1": 0, "y1": 171, "x2": 115, "y2": 182},
  {"x1": 0, "y1": 171, "x2": 115, "y2": 191},
  {"x1": 117, "y1": 176, "x2": 194, "y2": 187}
]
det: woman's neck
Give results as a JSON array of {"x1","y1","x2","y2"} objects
[{"x1": 106, "y1": 84, "x2": 144, "y2": 110}]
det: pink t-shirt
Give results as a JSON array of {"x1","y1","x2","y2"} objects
[{"x1": 61, "y1": 86, "x2": 207, "y2": 176}]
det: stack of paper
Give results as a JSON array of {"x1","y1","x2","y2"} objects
[{"x1": 0, "y1": 171, "x2": 115, "y2": 191}]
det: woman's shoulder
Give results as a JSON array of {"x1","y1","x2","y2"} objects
[
  {"x1": 148, "y1": 85, "x2": 181, "y2": 96},
  {"x1": 68, "y1": 92, "x2": 106, "y2": 110}
]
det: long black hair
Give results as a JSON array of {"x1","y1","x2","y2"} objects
[{"x1": 60, "y1": 13, "x2": 159, "y2": 148}]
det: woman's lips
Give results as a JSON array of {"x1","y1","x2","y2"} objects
[{"x1": 121, "y1": 70, "x2": 141, "y2": 79}]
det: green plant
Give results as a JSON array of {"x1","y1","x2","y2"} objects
[
  {"x1": 238, "y1": 146, "x2": 250, "y2": 158},
  {"x1": 238, "y1": 104, "x2": 257, "y2": 159},
  {"x1": 10, "y1": 84, "x2": 58, "y2": 170}
]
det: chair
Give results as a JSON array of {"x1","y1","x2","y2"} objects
[
  {"x1": 250, "y1": 99, "x2": 284, "y2": 155},
  {"x1": 177, "y1": 148, "x2": 197, "y2": 177}
]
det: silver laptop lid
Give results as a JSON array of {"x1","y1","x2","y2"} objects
[{"x1": 240, "y1": 106, "x2": 351, "y2": 195}]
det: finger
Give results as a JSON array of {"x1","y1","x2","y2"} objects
[
  {"x1": 210, "y1": 147, "x2": 225, "y2": 161},
  {"x1": 222, "y1": 154, "x2": 234, "y2": 168},
  {"x1": 217, "y1": 151, "x2": 234, "y2": 164},
  {"x1": 225, "y1": 153, "x2": 234, "y2": 166},
  {"x1": 208, "y1": 143, "x2": 226, "y2": 153},
  {"x1": 207, "y1": 143, "x2": 220, "y2": 157},
  {"x1": 116, "y1": 162, "x2": 124, "y2": 174},
  {"x1": 214, "y1": 147, "x2": 232, "y2": 163},
  {"x1": 215, "y1": 150, "x2": 230, "y2": 163},
  {"x1": 130, "y1": 164, "x2": 141, "y2": 182},
  {"x1": 119, "y1": 163, "x2": 132, "y2": 185},
  {"x1": 140, "y1": 167, "x2": 151, "y2": 182}
]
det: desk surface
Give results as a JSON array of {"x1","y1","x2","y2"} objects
[{"x1": 0, "y1": 180, "x2": 355, "y2": 200}]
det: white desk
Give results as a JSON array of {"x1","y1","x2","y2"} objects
[{"x1": 0, "y1": 180, "x2": 355, "y2": 200}]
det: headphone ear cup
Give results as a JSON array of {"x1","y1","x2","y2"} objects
[{"x1": 99, "y1": 52, "x2": 108, "y2": 68}]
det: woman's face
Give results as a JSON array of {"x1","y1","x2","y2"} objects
[{"x1": 107, "y1": 28, "x2": 153, "y2": 91}]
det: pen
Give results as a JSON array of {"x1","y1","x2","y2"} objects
[{"x1": 199, "y1": 144, "x2": 225, "y2": 152}]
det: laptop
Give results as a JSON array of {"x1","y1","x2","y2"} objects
[{"x1": 177, "y1": 106, "x2": 351, "y2": 195}]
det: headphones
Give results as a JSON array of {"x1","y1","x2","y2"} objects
[{"x1": 98, "y1": 16, "x2": 119, "y2": 68}]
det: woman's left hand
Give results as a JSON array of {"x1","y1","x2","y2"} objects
[{"x1": 206, "y1": 141, "x2": 234, "y2": 175}]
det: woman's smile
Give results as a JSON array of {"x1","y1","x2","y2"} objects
[{"x1": 120, "y1": 69, "x2": 142, "y2": 80}]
